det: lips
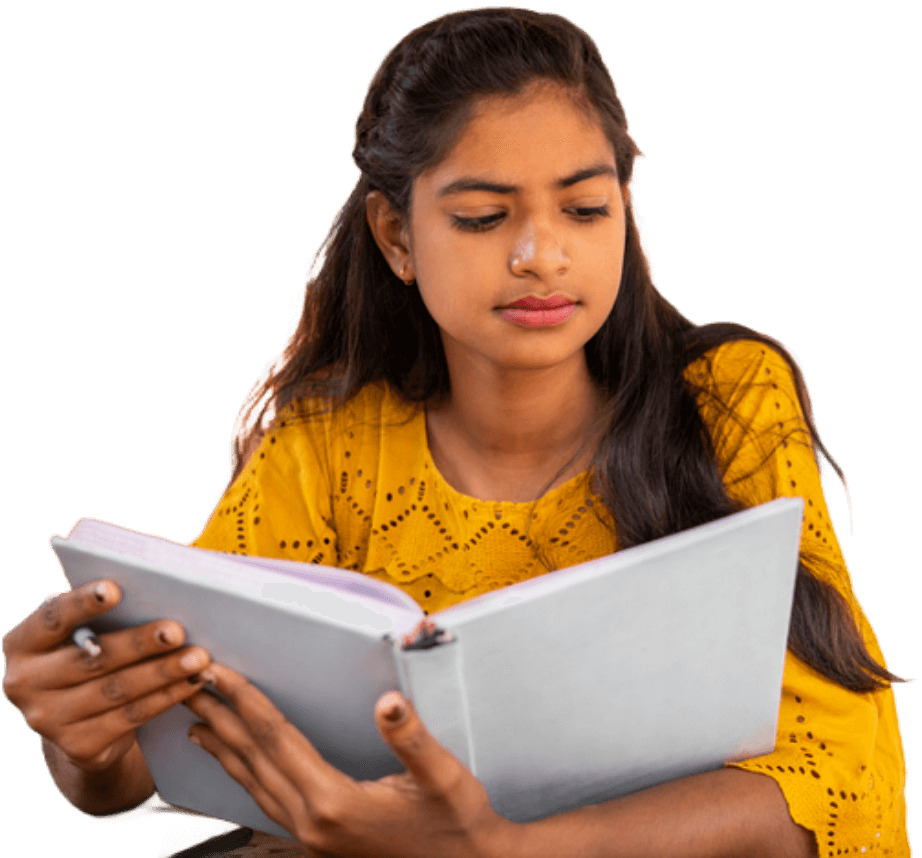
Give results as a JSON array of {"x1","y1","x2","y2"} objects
[{"x1": 507, "y1": 294, "x2": 574, "y2": 310}]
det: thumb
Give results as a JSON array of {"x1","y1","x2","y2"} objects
[
  {"x1": 374, "y1": 691, "x2": 464, "y2": 794},
  {"x1": 375, "y1": 691, "x2": 410, "y2": 728}
]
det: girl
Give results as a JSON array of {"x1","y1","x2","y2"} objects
[{"x1": 2, "y1": 8, "x2": 909, "y2": 857}]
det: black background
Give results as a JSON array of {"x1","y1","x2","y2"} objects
[{"x1": 9, "y1": 9, "x2": 918, "y2": 856}]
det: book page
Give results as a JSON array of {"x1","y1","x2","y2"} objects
[{"x1": 65, "y1": 518, "x2": 422, "y2": 614}]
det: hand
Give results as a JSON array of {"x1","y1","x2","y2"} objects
[
  {"x1": 185, "y1": 664, "x2": 515, "y2": 858},
  {"x1": 2, "y1": 580, "x2": 213, "y2": 773}
]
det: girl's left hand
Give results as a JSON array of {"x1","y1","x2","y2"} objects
[{"x1": 185, "y1": 664, "x2": 515, "y2": 858}]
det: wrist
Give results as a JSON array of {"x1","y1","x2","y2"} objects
[
  {"x1": 475, "y1": 815, "x2": 528, "y2": 858},
  {"x1": 43, "y1": 737, "x2": 155, "y2": 815}
]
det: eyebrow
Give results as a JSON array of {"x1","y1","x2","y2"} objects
[{"x1": 436, "y1": 163, "x2": 617, "y2": 197}]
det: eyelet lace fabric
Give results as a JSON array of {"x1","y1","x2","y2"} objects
[{"x1": 193, "y1": 340, "x2": 908, "y2": 853}]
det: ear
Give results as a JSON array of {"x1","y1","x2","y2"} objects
[
  {"x1": 366, "y1": 191, "x2": 415, "y2": 283},
  {"x1": 620, "y1": 183, "x2": 632, "y2": 209}
]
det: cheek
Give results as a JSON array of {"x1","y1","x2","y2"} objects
[
  {"x1": 415, "y1": 276, "x2": 469, "y2": 332},
  {"x1": 580, "y1": 230, "x2": 625, "y2": 300},
  {"x1": 417, "y1": 228, "x2": 485, "y2": 270},
  {"x1": 412, "y1": 237, "x2": 494, "y2": 321}
]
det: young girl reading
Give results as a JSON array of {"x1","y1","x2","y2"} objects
[{"x1": 2, "y1": 8, "x2": 908, "y2": 857}]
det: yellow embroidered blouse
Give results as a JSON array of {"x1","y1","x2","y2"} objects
[{"x1": 193, "y1": 340, "x2": 908, "y2": 855}]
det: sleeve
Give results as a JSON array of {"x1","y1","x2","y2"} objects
[
  {"x1": 691, "y1": 341, "x2": 908, "y2": 855},
  {"x1": 191, "y1": 406, "x2": 339, "y2": 567}
]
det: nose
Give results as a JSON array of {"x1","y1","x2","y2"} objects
[{"x1": 508, "y1": 219, "x2": 570, "y2": 279}]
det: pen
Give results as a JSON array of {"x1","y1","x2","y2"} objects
[{"x1": 72, "y1": 626, "x2": 102, "y2": 657}]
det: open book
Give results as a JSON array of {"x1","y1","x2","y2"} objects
[{"x1": 52, "y1": 497, "x2": 802, "y2": 834}]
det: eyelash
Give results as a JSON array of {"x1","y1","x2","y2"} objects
[{"x1": 450, "y1": 205, "x2": 610, "y2": 233}]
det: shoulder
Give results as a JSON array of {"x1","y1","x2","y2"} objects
[
  {"x1": 684, "y1": 338, "x2": 815, "y2": 470},
  {"x1": 684, "y1": 338, "x2": 796, "y2": 393},
  {"x1": 276, "y1": 380, "x2": 417, "y2": 435},
  {"x1": 684, "y1": 338, "x2": 805, "y2": 425},
  {"x1": 279, "y1": 383, "x2": 378, "y2": 426}
]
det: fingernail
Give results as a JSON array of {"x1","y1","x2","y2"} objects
[
  {"x1": 93, "y1": 582, "x2": 108, "y2": 603},
  {"x1": 180, "y1": 650, "x2": 206, "y2": 671},
  {"x1": 157, "y1": 625, "x2": 179, "y2": 646},
  {"x1": 199, "y1": 669, "x2": 217, "y2": 685},
  {"x1": 188, "y1": 731, "x2": 201, "y2": 746},
  {"x1": 383, "y1": 698, "x2": 406, "y2": 723}
]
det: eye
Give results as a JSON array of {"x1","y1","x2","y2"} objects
[
  {"x1": 451, "y1": 214, "x2": 503, "y2": 232},
  {"x1": 570, "y1": 206, "x2": 609, "y2": 221},
  {"x1": 451, "y1": 206, "x2": 610, "y2": 232}
]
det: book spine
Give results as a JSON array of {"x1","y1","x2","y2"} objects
[{"x1": 393, "y1": 637, "x2": 476, "y2": 774}]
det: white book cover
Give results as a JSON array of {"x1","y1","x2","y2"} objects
[{"x1": 53, "y1": 496, "x2": 803, "y2": 833}]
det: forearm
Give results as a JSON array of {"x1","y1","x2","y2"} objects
[
  {"x1": 42, "y1": 736, "x2": 155, "y2": 815},
  {"x1": 499, "y1": 768, "x2": 817, "y2": 858}
]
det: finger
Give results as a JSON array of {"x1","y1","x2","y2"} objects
[
  {"x1": 13, "y1": 624, "x2": 211, "y2": 746},
  {"x1": 54, "y1": 673, "x2": 213, "y2": 767},
  {"x1": 201, "y1": 664, "x2": 333, "y2": 771},
  {"x1": 3, "y1": 581, "x2": 120, "y2": 653},
  {"x1": 374, "y1": 691, "x2": 467, "y2": 795},
  {"x1": 188, "y1": 664, "x2": 341, "y2": 798},
  {"x1": 19, "y1": 617, "x2": 189, "y2": 691},
  {"x1": 57, "y1": 646, "x2": 211, "y2": 725},
  {"x1": 187, "y1": 721, "x2": 294, "y2": 833}
]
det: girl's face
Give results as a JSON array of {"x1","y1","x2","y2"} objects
[{"x1": 406, "y1": 83, "x2": 626, "y2": 380}]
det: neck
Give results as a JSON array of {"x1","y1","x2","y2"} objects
[{"x1": 426, "y1": 352, "x2": 604, "y2": 503}]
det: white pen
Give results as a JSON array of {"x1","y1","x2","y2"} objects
[{"x1": 72, "y1": 626, "x2": 102, "y2": 657}]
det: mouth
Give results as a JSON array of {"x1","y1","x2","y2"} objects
[
  {"x1": 500, "y1": 301, "x2": 576, "y2": 328},
  {"x1": 505, "y1": 294, "x2": 575, "y2": 310}
]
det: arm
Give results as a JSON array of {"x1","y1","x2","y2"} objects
[{"x1": 512, "y1": 767, "x2": 816, "y2": 858}]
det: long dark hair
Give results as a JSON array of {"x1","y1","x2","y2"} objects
[{"x1": 234, "y1": 8, "x2": 900, "y2": 693}]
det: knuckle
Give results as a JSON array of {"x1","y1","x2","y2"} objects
[
  {"x1": 121, "y1": 698, "x2": 150, "y2": 726},
  {"x1": 156, "y1": 657, "x2": 177, "y2": 682},
  {"x1": 290, "y1": 788, "x2": 347, "y2": 850},
  {"x1": 396, "y1": 724, "x2": 428, "y2": 757},
  {"x1": 308, "y1": 791, "x2": 345, "y2": 835},
  {"x1": 130, "y1": 629, "x2": 148, "y2": 655},
  {"x1": 100, "y1": 674, "x2": 129, "y2": 702},
  {"x1": 2, "y1": 669, "x2": 25, "y2": 705},
  {"x1": 70, "y1": 644, "x2": 112, "y2": 679},
  {"x1": 295, "y1": 818, "x2": 328, "y2": 851},
  {"x1": 1, "y1": 628, "x2": 18, "y2": 658},
  {"x1": 62, "y1": 735, "x2": 100, "y2": 764},
  {"x1": 39, "y1": 598, "x2": 65, "y2": 634},
  {"x1": 249, "y1": 716, "x2": 284, "y2": 752},
  {"x1": 78, "y1": 651, "x2": 109, "y2": 675},
  {"x1": 23, "y1": 703, "x2": 53, "y2": 735}
]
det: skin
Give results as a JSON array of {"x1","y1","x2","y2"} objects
[{"x1": 369, "y1": 82, "x2": 625, "y2": 502}]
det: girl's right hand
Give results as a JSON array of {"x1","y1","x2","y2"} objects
[{"x1": 2, "y1": 579, "x2": 212, "y2": 774}]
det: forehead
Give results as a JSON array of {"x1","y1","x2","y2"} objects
[{"x1": 420, "y1": 83, "x2": 616, "y2": 188}]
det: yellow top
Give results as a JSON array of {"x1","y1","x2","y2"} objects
[{"x1": 194, "y1": 339, "x2": 908, "y2": 855}]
